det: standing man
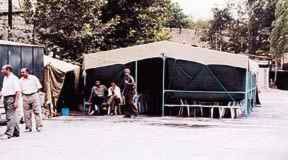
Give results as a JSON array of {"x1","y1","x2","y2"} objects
[
  {"x1": 122, "y1": 68, "x2": 138, "y2": 118},
  {"x1": 0, "y1": 65, "x2": 21, "y2": 139},
  {"x1": 19, "y1": 68, "x2": 43, "y2": 132}
]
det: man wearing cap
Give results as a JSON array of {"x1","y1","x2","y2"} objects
[
  {"x1": 19, "y1": 68, "x2": 43, "y2": 132},
  {"x1": 0, "y1": 65, "x2": 21, "y2": 139}
]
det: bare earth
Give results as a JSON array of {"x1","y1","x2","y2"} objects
[{"x1": 0, "y1": 89, "x2": 288, "y2": 160}]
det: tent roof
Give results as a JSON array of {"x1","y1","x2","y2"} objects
[
  {"x1": 44, "y1": 56, "x2": 80, "y2": 73},
  {"x1": 0, "y1": 40, "x2": 43, "y2": 47},
  {"x1": 83, "y1": 41, "x2": 248, "y2": 70}
]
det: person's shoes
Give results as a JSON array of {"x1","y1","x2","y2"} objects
[
  {"x1": 20, "y1": 117, "x2": 25, "y2": 124},
  {"x1": 88, "y1": 110, "x2": 95, "y2": 116},
  {"x1": 36, "y1": 127, "x2": 41, "y2": 132},
  {"x1": 13, "y1": 134, "x2": 20, "y2": 137},
  {"x1": 0, "y1": 134, "x2": 11, "y2": 140},
  {"x1": 25, "y1": 128, "x2": 32, "y2": 132},
  {"x1": 123, "y1": 115, "x2": 131, "y2": 118}
]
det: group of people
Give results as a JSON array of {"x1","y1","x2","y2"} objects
[
  {"x1": 88, "y1": 68, "x2": 138, "y2": 118},
  {"x1": 0, "y1": 65, "x2": 43, "y2": 140}
]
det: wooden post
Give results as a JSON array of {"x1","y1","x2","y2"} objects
[{"x1": 8, "y1": 0, "x2": 13, "y2": 29}]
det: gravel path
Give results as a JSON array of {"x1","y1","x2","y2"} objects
[{"x1": 0, "y1": 89, "x2": 288, "y2": 160}]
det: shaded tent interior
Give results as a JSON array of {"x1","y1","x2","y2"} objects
[
  {"x1": 83, "y1": 41, "x2": 253, "y2": 116},
  {"x1": 270, "y1": 71, "x2": 288, "y2": 90},
  {"x1": 85, "y1": 58, "x2": 246, "y2": 116},
  {"x1": 43, "y1": 56, "x2": 80, "y2": 116},
  {"x1": 0, "y1": 40, "x2": 44, "y2": 87}
]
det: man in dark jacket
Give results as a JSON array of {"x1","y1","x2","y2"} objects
[{"x1": 122, "y1": 68, "x2": 138, "y2": 118}]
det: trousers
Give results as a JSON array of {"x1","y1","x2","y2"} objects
[
  {"x1": 4, "y1": 95, "x2": 20, "y2": 137},
  {"x1": 23, "y1": 93, "x2": 42, "y2": 129}
]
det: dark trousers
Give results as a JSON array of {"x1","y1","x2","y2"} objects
[
  {"x1": 4, "y1": 95, "x2": 20, "y2": 137},
  {"x1": 124, "y1": 94, "x2": 138, "y2": 116},
  {"x1": 107, "y1": 96, "x2": 121, "y2": 112},
  {"x1": 91, "y1": 96, "x2": 106, "y2": 111}
]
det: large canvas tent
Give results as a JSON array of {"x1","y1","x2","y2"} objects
[
  {"x1": 83, "y1": 41, "x2": 256, "y2": 116},
  {"x1": 44, "y1": 56, "x2": 80, "y2": 116},
  {"x1": 0, "y1": 40, "x2": 44, "y2": 86}
]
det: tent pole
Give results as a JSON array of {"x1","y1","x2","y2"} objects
[
  {"x1": 83, "y1": 70, "x2": 87, "y2": 112},
  {"x1": 244, "y1": 70, "x2": 249, "y2": 116},
  {"x1": 135, "y1": 61, "x2": 138, "y2": 93},
  {"x1": 161, "y1": 53, "x2": 166, "y2": 116}
]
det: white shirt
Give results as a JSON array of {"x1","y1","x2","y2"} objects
[
  {"x1": 20, "y1": 75, "x2": 42, "y2": 95},
  {"x1": 1, "y1": 73, "x2": 21, "y2": 96},
  {"x1": 108, "y1": 85, "x2": 122, "y2": 98}
]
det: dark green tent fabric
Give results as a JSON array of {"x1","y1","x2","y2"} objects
[{"x1": 84, "y1": 57, "x2": 246, "y2": 115}]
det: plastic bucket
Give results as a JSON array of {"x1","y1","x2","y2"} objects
[{"x1": 61, "y1": 107, "x2": 70, "y2": 116}]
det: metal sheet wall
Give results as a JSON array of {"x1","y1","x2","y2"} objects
[
  {"x1": 0, "y1": 44, "x2": 44, "y2": 88},
  {"x1": 33, "y1": 47, "x2": 44, "y2": 81},
  {"x1": 21, "y1": 47, "x2": 34, "y2": 71},
  {"x1": 9, "y1": 46, "x2": 22, "y2": 75}
]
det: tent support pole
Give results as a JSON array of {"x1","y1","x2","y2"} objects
[
  {"x1": 135, "y1": 61, "x2": 138, "y2": 93},
  {"x1": 244, "y1": 70, "x2": 249, "y2": 116},
  {"x1": 161, "y1": 54, "x2": 166, "y2": 116},
  {"x1": 83, "y1": 70, "x2": 87, "y2": 112}
]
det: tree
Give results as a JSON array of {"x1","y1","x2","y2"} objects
[
  {"x1": 203, "y1": 1, "x2": 251, "y2": 54},
  {"x1": 100, "y1": 0, "x2": 170, "y2": 50},
  {"x1": 22, "y1": 0, "x2": 34, "y2": 24},
  {"x1": 32, "y1": 0, "x2": 171, "y2": 61},
  {"x1": 101, "y1": 0, "x2": 168, "y2": 50},
  {"x1": 248, "y1": 0, "x2": 277, "y2": 55},
  {"x1": 165, "y1": 2, "x2": 190, "y2": 29},
  {"x1": 270, "y1": 0, "x2": 288, "y2": 82},
  {"x1": 208, "y1": 7, "x2": 233, "y2": 51},
  {"x1": 33, "y1": 0, "x2": 104, "y2": 62}
]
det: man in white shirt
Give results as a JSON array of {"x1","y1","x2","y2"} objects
[
  {"x1": 20, "y1": 68, "x2": 43, "y2": 132},
  {"x1": 107, "y1": 82, "x2": 122, "y2": 115},
  {"x1": 0, "y1": 65, "x2": 21, "y2": 139}
]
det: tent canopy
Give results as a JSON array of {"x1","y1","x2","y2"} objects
[
  {"x1": 83, "y1": 41, "x2": 249, "y2": 70},
  {"x1": 44, "y1": 56, "x2": 80, "y2": 73},
  {"x1": 43, "y1": 56, "x2": 81, "y2": 116}
]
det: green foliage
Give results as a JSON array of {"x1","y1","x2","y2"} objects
[
  {"x1": 248, "y1": 0, "x2": 278, "y2": 55},
  {"x1": 205, "y1": 1, "x2": 249, "y2": 53},
  {"x1": 100, "y1": 0, "x2": 170, "y2": 50},
  {"x1": 34, "y1": 0, "x2": 104, "y2": 61},
  {"x1": 165, "y1": 2, "x2": 190, "y2": 29},
  {"x1": 32, "y1": 0, "x2": 172, "y2": 61},
  {"x1": 270, "y1": 0, "x2": 288, "y2": 57},
  {"x1": 207, "y1": 7, "x2": 234, "y2": 51},
  {"x1": 21, "y1": 0, "x2": 34, "y2": 24}
]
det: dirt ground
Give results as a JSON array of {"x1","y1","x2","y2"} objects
[{"x1": 0, "y1": 89, "x2": 288, "y2": 160}]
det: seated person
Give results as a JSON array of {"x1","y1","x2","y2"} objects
[
  {"x1": 88, "y1": 80, "x2": 107, "y2": 115},
  {"x1": 107, "y1": 82, "x2": 122, "y2": 115}
]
